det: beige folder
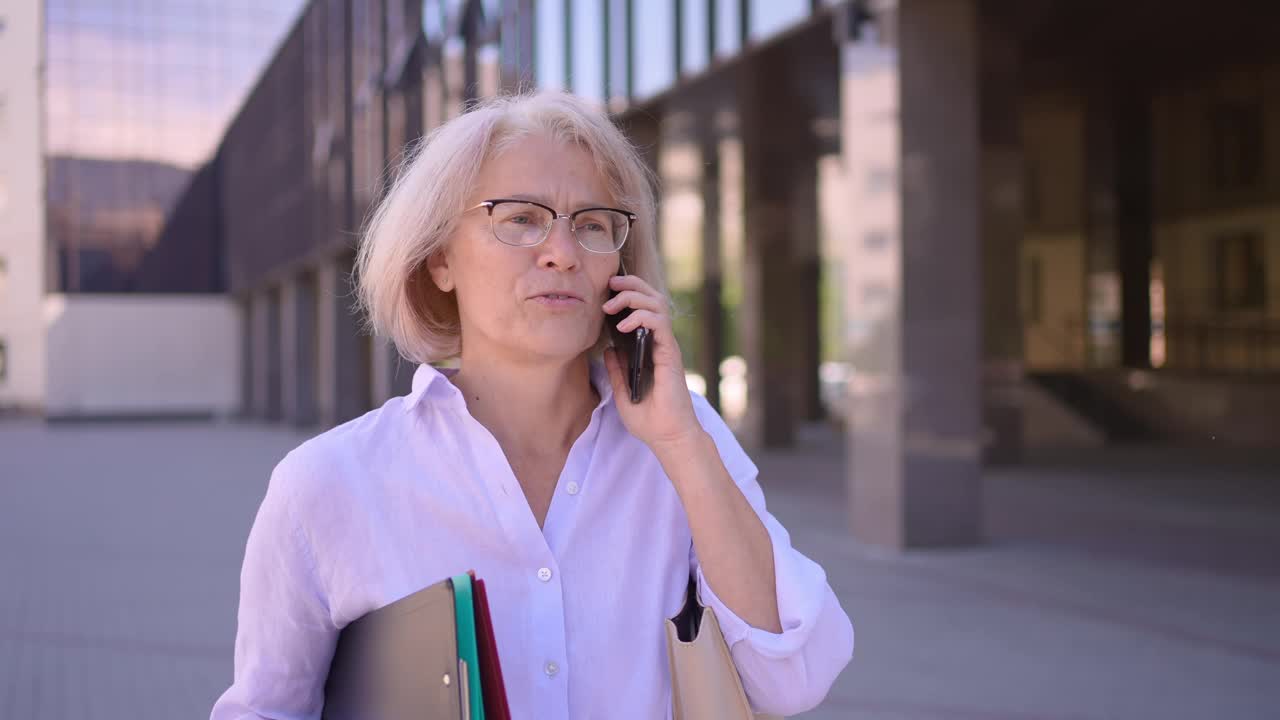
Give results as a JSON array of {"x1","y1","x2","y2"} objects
[{"x1": 322, "y1": 578, "x2": 465, "y2": 720}]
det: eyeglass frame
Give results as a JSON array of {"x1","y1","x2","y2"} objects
[{"x1": 466, "y1": 198, "x2": 637, "y2": 254}]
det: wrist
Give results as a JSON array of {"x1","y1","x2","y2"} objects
[{"x1": 650, "y1": 426, "x2": 715, "y2": 468}]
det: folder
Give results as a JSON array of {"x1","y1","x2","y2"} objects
[
  {"x1": 451, "y1": 573, "x2": 483, "y2": 719},
  {"x1": 322, "y1": 571, "x2": 510, "y2": 720},
  {"x1": 471, "y1": 574, "x2": 512, "y2": 720}
]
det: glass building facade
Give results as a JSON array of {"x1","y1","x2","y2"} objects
[{"x1": 43, "y1": 0, "x2": 306, "y2": 293}]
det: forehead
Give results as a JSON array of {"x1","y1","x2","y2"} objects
[{"x1": 473, "y1": 134, "x2": 615, "y2": 206}]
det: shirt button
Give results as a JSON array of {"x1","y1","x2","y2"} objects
[
  {"x1": 544, "y1": 661, "x2": 560, "y2": 677},
  {"x1": 537, "y1": 567, "x2": 553, "y2": 582},
  {"x1": 566, "y1": 481, "x2": 580, "y2": 495}
]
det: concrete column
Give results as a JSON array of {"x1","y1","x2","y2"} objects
[
  {"x1": 737, "y1": 50, "x2": 819, "y2": 448},
  {"x1": 698, "y1": 132, "x2": 724, "y2": 411},
  {"x1": 280, "y1": 273, "x2": 320, "y2": 426},
  {"x1": 370, "y1": 337, "x2": 417, "y2": 405},
  {"x1": 316, "y1": 262, "x2": 339, "y2": 428},
  {"x1": 266, "y1": 288, "x2": 284, "y2": 422},
  {"x1": 1115, "y1": 91, "x2": 1153, "y2": 370},
  {"x1": 280, "y1": 280, "x2": 300, "y2": 421},
  {"x1": 239, "y1": 298, "x2": 253, "y2": 417},
  {"x1": 792, "y1": 159, "x2": 824, "y2": 422},
  {"x1": 843, "y1": 0, "x2": 983, "y2": 548},
  {"x1": 388, "y1": 342, "x2": 415, "y2": 397},
  {"x1": 333, "y1": 254, "x2": 371, "y2": 424},
  {"x1": 1083, "y1": 86, "x2": 1126, "y2": 368},
  {"x1": 979, "y1": 3, "x2": 1025, "y2": 464},
  {"x1": 1084, "y1": 71, "x2": 1153, "y2": 370},
  {"x1": 620, "y1": 113, "x2": 663, "y2": 254},
  {"x1": 249, "y1": 290, "x2": 271, "y2": 419},
  {"x1": 371, "y1": 337, "x2": 392, "y2": 407},
  {"x1": 316, "y1": 256, "x2": 369, "y2": 428}
]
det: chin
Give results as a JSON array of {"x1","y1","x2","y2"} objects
[{"x1": 516, "y1": 333, "x2": 598, "y2": 362}]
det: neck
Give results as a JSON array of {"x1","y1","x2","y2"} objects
[{"x1": 450, "y1": 350, "x2": 600, "y2": 458}]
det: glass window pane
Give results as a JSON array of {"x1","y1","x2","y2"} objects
[
  {"x1": 40, "y1": 0, "x2": 307, "y2": 293},
  {"x1": 608, "y1": 0, "x2": 628, "y2": 101},
  {"x1": 571, "y1": 0, "x2": 603, "y2": 101},
  {"x1": 715, "y1": 0, "x2": 738, "y2": 57},
  {"x1": 634, "y1": 0, "x2": 674, "y2": 99},
  {"x1": 681, "y1": 0, "x2": 708, "y2": 75},
  {"x1": 422, "y1": 0, "x2": 445, "y2": 39},
  {"x1": 536, "y1": 0, "x2": 566, "y2": 90},
  {"x1": 749, "y1": 0, "x2": 807, "y2": 41}
]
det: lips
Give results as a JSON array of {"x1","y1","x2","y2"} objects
[{"x1": 531, "y1": 291, "x2": 584, "y2": 302}]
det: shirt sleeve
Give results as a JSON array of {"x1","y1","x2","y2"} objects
[
  {"x1": 210, "y1": 450, "x2": 339, "y2": 720},
  {"x1": 686, "y1": 392, "x2": 855, "y2": 717}
]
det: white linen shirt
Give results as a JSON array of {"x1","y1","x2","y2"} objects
[{"x1": 211, "y1": 360, "x2": 854, "y2": 719}]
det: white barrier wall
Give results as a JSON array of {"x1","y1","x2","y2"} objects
[
  {"x1": 44, "y1": 295, "x2": 241, "y2": 418},
  {"x1": 0, "y1": 0, "x2": 47, "y2": 412}
]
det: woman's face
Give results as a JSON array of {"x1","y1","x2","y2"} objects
[{"x1": 429, "y1": 133, "x2": 623, "y2": 364}]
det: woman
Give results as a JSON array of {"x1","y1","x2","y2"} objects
[{"x1": 211, "y1": 91, "x2": 853, "y2": 719}]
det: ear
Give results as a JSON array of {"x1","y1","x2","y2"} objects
[{"x1": 426, "y1": 249, "x2": 454, "y2": 293}]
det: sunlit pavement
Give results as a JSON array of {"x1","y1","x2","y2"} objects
[{"x1": 2, "y1": 419, "x2": 1278, "y2": 719}]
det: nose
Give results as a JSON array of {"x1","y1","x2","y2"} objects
[{"x1": 536, "y1": 215, "x2": 582, "y2": 271}]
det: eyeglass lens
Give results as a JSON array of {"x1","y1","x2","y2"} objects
[{"x1": 489, "y1": 202, "x2": 628, "y2": 252}]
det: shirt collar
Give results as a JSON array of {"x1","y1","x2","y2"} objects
[{"x1": 403, "y1": 358, "x2": 614, "y2": 414}]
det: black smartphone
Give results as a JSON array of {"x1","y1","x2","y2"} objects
[{"x1": 608, "y1": 268, "x2": 653, "y2": 403}]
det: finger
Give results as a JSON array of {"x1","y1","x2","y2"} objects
[
  {"x1": 608, "y1": 273, "x2": 659, "y2": 296},
  {"x1": 615, "y1": 308, "x2": 670, "y2": 336},
  {"x1": 603, "y1": 290, "x2": 665, "y2": 315}
]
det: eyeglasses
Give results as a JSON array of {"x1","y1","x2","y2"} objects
[{"x1": 467, "y1": 199, "x2": 636, "y2": 254}]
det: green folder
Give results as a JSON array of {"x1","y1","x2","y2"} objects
[{"x1": 450, "y1": 573, "x2": 485, "y2": 720}]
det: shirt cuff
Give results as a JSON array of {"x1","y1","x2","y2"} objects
[{"x1": 694, "y1": 517, "x2": 830, "y2": 660}]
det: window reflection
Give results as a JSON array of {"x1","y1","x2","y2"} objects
[
  {"x1": 535, "y1": 0, "x2": 565, "y2": 91},
  {"x1": 45, "y1": 0, "x2": 305, "y2": 293},
  {"x1": 715, "y1": 0, "x2": 739, "y2": 57},
  {"x1": 571, "y1": 0, "x2": 604, "y2": 101},
  {"x1": 681, "y1": 0, "x2": 708, "y2": 75},
  {"x1": 749, "y1": 0, "x2": 808, "y2": 41},
  {"x1": 634, "y1": 1, "x2": 674, "y2": 99}
]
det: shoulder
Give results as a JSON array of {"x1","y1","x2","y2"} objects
[{"x1": 266, "y1": 398, "x2": 417, "y2": 520}]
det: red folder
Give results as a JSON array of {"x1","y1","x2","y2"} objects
[{"x1": 469, "y1": 573, "x2": 512, "y2": 720}]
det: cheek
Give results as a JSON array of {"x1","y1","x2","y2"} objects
[
  {"x1": 590, "y1": 259, "x2": 619, "y2": 301},
  {"x1": 452, "y1": 248, "x2": 526, "y2": 319},
  {"x1": 458, "y1": 268, "x2": 515, "y2": 321}
]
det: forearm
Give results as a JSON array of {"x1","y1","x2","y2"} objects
[{"x1": 652, "y1": 429, "x2": 783, "y2": 634}]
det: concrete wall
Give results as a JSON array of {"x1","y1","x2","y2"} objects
[
  {"x1": 1022, "y1": 232, "x2": 1088, "y2": 369},
  {"x1": 0, "y1": 0, "x2": 47, "y2": 411},
  {"x1": 1020, "y1": 381, "x2": 1106, "y2": 449},
  {"x1": 1020, "y1": 61, "x2": 1280, "y2": 373},
  {"x1": 1084, "y1": 369, "x2": 1280, "y2": 448},
  {"x1": 44, "y1": 295, "x2": 241, "y2": 418},
  {"x1": 1151, "y1": 61, "x2": 1280, "y2": 372}
]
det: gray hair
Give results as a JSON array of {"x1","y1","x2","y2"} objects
[{"x1": 355, "y1": 90, "x2": 666, "y2": 364}]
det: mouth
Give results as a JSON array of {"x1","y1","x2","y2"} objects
[
  {"x1": 530, "y1": 291, "x2": 584, "y2": 307},
  {"x1": 531, "y1": 291, "x2": 584, "y2": 302}
]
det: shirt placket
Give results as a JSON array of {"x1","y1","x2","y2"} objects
[{"x1": 463, "y1": 415, "x2": 598, "y2": 719}]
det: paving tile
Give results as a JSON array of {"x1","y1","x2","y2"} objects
[{"x1": 2, "y1": 419, "x2": 1279, "y2": 719}]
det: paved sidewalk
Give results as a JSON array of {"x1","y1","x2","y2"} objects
[{"x1": 2, "y1": 419, "x2": 1278, "y2": 719}]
